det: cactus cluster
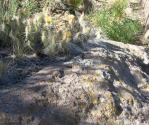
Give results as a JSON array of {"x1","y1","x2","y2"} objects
[
  {"x1": 25, "y1": 11, "x2": 58, "y2": 56},
  {"x1": 0, "y1": 1, "x2": 83, "y2": 58},
  {"x1": 25, "y1": 8, "x2": 80, "y2": 56},
  {"x1": 0, "y1": 8, "x2": 26, "y2": 58}
]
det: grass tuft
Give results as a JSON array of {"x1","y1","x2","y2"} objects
[{"x1": 91, "y1": 0, "x2": 141, "y2": 43}]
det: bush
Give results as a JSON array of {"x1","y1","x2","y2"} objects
[
  {"x1": 107, "y1": 19, "x2": 141, "y2": 43},
  {"x1": 91, "y1": 0, "x2": 141, "y2": 43}
]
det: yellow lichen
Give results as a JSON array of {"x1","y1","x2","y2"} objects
[
  {"x1": 93, "y1": 72, "x2": 99, "y2": 77},
  {"x1": 127, "y1": 98, "x2": 134, "y2": 105},
  {"x1": 141, "y1": 85, "x2": 149, "y2": 90},
  {"x1": 93, "y1": 99, "x2": 99, "y2": 105}
]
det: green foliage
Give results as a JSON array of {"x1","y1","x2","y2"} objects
[
  {"x1": 91, "y1": 0, "x2": 141, "y2": 43},
  {"x1": 109, "y1": 0, "x2": 128, "y2": 20},
  {"x1": 106, "y1": 19, "x2": 141, "y2": 43},
  {"x1": 21, "y1": 0, "x2": 39, "y2": 17},
  {"x1": 65, "y1": 0, "x2": 83, "y2": 9},
  {"x1": 42, "y1": 0, "x2": 55, "y2": 8},
  {"x1": 0, "y1": 0, "x2": 18, "y2": 18},
  {"x1": 7, "y1": 0, "x2": 18, "y2": 17}
]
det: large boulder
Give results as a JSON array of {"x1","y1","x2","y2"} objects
[{"x1": 0, "y1": 39, "x2": 149, "y2": 125}]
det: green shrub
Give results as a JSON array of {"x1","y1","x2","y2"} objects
[
  {"x1": 106, "y1": 19, "x2": 141, "y2": 43},
  {"x1": 91, "y1": 0, "x2": 141, "y2": 43},
  {"x1": 109, "y1": 0, "x2": 128, "y2": 20},
  {"x1": 21, "y1": 0, "x2": 39, "y2": 17}
]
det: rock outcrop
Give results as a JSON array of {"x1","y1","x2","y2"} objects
[{"x1": 0, "y1": 39, "x2": 149, "y2": 125}]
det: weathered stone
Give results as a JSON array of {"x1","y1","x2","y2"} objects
[{"x1": 0, "y1": 39, "x2": 149, "y2": 124}]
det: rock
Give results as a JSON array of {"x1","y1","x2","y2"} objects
[
  {"x1": 144, "y1": 29, "x2": 149, "y2": 40},
  {"x1": 68, "y1": 42, "x2": 83, "y2": 55},
  {"x1": 0, "y1": 39, "x2": 149, "y2": 124},
  {"x1": 72, "y1": 64, "x2": 82, "y2": 73},
  {"x1": 143, "y1": 0, "x2": 149, "y2": 29},
  {"x1": 130, "y1": 0, "x2": 140, "y2": 4},
  {"x1": 52, "y1": 69, "x2": 64, "y2": 78},
  {"x1": 125, "y1": 8, "x2": 133, "y2": 17}
]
